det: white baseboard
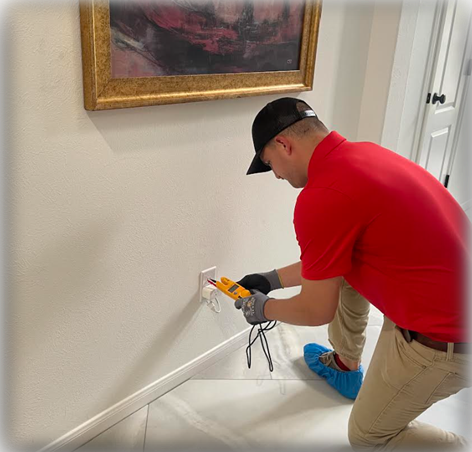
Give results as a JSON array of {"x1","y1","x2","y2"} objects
[{"x1": 39, "y1": 327, "x2": 251, "y2": 452}]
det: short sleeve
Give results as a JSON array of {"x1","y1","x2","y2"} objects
[{"x1": 294, "y1": 187, "x2": 363, "y2": 280}]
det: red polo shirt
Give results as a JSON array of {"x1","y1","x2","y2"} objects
[{"x1": 294, "y1": 131, "x2": 469, "y2": 342}]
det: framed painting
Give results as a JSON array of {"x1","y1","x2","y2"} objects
[{"x1": 79, "y1": 0, "x2": 322, "y2": 110}]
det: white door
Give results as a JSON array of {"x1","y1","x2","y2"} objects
[{"x1": 416, "y1": 0, "x2": 471, "y2": 190}]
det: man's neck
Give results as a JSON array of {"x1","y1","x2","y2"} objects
[{"x1": 304, "y1": 130, "x2": 330, "y2": 165}]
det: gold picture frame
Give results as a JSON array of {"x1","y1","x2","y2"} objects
[{"x1": 79, "y1": 1, "x2": 322, "y2": 111}]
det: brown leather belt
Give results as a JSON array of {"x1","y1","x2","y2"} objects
[{"x1": 408, "y1": 331, "x2": 470, "y2": 354}]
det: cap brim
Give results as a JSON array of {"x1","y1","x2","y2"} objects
[{"x1": 246, "y1": 151, "x2": 272, "y2": 175}]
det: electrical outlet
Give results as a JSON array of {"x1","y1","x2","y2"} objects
[{"x1": 200, "y1": 266, "x2": 216, "y2": 303}]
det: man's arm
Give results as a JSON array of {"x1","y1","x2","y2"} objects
[
  {"x1": 263, "y1": 276, "x2": 341, "y2": 326},
  {"x1": 276, "y1": 261, "x2": 302, "y2": 288}
]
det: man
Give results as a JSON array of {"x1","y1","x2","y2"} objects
[{"x1": 235, "y1": 97, "x2": 470, "y2": 449}]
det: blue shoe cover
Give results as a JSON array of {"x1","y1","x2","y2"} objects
[{"x1": 303, "y1": 343, "x2": 364, "y2": 400}]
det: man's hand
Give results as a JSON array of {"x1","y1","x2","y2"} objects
[
  {"x1": 234, "y1": 291, "x2": 271, "y2": 325},
  {"x1": 237, "y1": 270, "x2": 283, "y2": 295}
]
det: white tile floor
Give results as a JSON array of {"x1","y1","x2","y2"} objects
[{"x1": 77, "y1": 307, "x2": 471, "y2": 451}]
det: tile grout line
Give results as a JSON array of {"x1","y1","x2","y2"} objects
[
  {"x1": 184, "y1": 378, "x2": 280, "y2": 381},
  {"x1": 73, "y1": 406, "x2": 151, "y2": 451},
  {"x1": 173, "y1": 377, "x2": 326, "y2": 382},
  {"x1": 142, "y1": 404, "x2": 150, "y2": 452}
]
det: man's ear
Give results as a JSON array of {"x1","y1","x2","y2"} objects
[{"x1": 274, "y1": 135, "x2": 292, "y2": 156}]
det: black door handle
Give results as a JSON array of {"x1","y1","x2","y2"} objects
[{"x1": 432, "y1": 93, "x2": 446, "y2": 105}]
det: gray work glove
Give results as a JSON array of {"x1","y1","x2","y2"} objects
[
  {"x1": 234, "y1": 291, "x2": 271, "y2": 325},
  {"x1": 236, "y1": 270, "x2": 283, "y2": 295}
]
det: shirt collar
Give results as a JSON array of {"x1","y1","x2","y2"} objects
[{"x1": 308, "y1": 131, "x2": 346, "y2": 177}]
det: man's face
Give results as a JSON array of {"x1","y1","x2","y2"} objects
[
  {"x1": 260, "y1": 144, "x2": 284, "y2": 180},
  {"x1": 260, "y1": 140, "x2": 305, "y2": 188}
]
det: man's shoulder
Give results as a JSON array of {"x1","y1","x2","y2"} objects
[{"x1": 295, "y1": 186, "x2": 356, "y2": 213}]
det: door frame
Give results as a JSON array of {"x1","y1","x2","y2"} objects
[
  {"x1": 383, "y1": 0, "x2": 471, "y2": 172},
  {"x1": 410, "y1": 0, "x2": 447, "y2": 165},
  {"x1": 381, "y1": 0, "x2": 442, "y2": 160},
  {"x1": 413, "y1": 0, "x2": 472, "y2": 174},
  {"x1": 442, "y1": 22, "x2": 472, "y2": 185}
]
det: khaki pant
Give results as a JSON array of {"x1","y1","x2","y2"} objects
[{"x1": 329, "y1": 279, "x2": 470, "y2": 450}]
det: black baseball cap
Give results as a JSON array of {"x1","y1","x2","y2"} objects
[{"x1": 247, "y1": 97, "x2": 317, "y2": 175}]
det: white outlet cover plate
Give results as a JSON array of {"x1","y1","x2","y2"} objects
[{"x1": 200, "y1": 266, "x2": 216, "y2": 303}]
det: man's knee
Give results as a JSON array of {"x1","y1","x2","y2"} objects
[{"x1": 348, "y1": 413, "x2": 383, "y2": 449}]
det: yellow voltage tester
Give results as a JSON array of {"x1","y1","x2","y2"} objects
[{"x1": 214, "y1": 277, "x2": 251, "y2": 300}]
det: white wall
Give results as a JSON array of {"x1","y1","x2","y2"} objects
[
  {"x1": 326, "y1": 1, "x2": 375, "y2": 139},
  {"x1": 5, "y1": 0, "x2": 399, "y2": 448},
  {"x1": 358, "y1": 1, "x2": 402, "y2": 143},
  {"x1": 328, "y1": 0, "x2": 403, "y2": 146}
]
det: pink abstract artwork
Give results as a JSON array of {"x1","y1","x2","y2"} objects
[{"x1": 110, "y1": 0, "x2": 306, "y2": 78}]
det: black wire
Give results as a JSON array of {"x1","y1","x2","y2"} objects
[{"x1": 246, "y1": 321, "x2": 277, "y2": 372}]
